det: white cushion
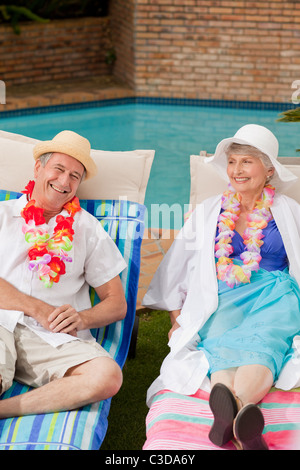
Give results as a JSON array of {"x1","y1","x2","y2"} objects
[
  {"x1": 189, "y1": 154, "x2": 300, "y2": 207},
  {"x1": 0, "y1": 130, "x2": 154, "y2": 204}
]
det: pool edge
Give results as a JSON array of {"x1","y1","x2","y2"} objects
[{"x1": 0, "y1": 96, "x2": 298, "y2": 118}]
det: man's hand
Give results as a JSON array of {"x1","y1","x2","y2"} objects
[
  {"x1": 0, "y1": 276, "x2": 126, "y2": 337},
  {"x1": 48, "y1": 305, "x2": 83, "y2": 336},
  {"x1": 0, "y1": 278, "x2": 79, "y2": 335}
]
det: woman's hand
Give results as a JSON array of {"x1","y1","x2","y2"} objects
[
  {"x1": 168, "y1": 309, "x2": 182, "y2": 340},
  {"x1": 168, "y1": 321, "x2": 180, "y2": 340}
]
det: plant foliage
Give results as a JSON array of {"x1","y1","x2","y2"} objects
[
  {"x1": 277, "y1": 107, "x2": 300, "y2": 123},
  {"x1": 0, "y1": 0, "x2": 109, "y2": 33},
  {"x1": 0, "y1": 4, "x2": 49, "y2": 33},
  {"x1": 277, "y1": 107, "x2": 300, "y2": 152}
]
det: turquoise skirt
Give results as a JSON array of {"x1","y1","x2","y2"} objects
[{"x1": 198, "y1": 265, "x2": 300, "y2": 381}]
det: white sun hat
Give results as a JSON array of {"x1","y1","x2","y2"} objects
[{"x1": 205, "y1": 124, "x2": 298, "y2": 192}]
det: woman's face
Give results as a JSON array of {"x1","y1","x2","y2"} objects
[{"x1": 227, "y1": 153, "x2": 274, "y2": 196}]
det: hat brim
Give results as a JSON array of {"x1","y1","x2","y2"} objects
[
  {"x1": 33, "y1": 141, "x2": 97, "y2": 180},
  {"x1": 205, "y1": 136, "x2": 298, "y2": 192}
]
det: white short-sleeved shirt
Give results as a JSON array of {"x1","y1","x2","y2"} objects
[{"x1": 0, "y1": 195, "x2": 127, "y2": 347}]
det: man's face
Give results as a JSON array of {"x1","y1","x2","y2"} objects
[{"x1": 32, "y1": 152, "x2": 85, "y2": 214}]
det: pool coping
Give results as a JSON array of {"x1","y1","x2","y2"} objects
[{"x1": 0, "y1": 96, "x2": 298, "y2": 118}]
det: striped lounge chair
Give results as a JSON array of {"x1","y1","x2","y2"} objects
[
  {"x1": 143, "y1": 388, "x2": 300, "y2": 450},
  {"x1": 0, "y1": 191, "x2": 145, "y2": 450}
]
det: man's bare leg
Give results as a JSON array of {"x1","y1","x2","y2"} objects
[{"x1": 0, "y1": 357, "x2": 122, "y2": 418}]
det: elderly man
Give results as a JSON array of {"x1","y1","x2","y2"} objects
[{"x1": 0, "y1": 130, "x2": 127, "y2": 418}]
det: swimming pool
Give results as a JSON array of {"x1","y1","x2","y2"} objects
[{"x1": 0, "y1": 102, "x2": 298, "y2": 228}]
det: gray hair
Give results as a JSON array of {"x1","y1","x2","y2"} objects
[
  {"x1": 38, "y1": 152, "x2": 86, "y2": 181},
  {"x1": 226, "y1": 143, "x2": 274, "y2": 183},
  {"x1": 39, "y1": 152, "x2": 53, "y2": 167}
]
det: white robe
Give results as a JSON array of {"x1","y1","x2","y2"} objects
[{"x1": 143, "y1": 193, "x2": 300, "y2": 406}]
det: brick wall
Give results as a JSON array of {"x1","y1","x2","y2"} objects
[
  {"x1": 113, "y1": 0, "x2": 300, "y2": 103},
  {"x1": 1, "y1": 3, "x2": 299, "y2": 103},
  {"x1": 0, "y1": 17, "x2": 112, "y2": 86},
  {"x1": 109, "y1": 0, "x2": 135, "y2": 89}
]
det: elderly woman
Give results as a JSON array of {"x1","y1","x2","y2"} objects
[{"x1": 143, "y1": 124, "x2": 300, "y2": 450}]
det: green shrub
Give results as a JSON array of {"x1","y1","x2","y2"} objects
[
  {"x1": 277, "y1": 107, "x2": 300, "y2": 152},
  {"x1": 0, "y1": 1, "x2": 109, "y2": 33}
]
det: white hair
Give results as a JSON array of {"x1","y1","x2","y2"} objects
[{"x1": 226, "y1": 143, "x2": 275, "y2": 183}]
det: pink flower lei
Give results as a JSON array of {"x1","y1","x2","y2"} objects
[
  {"x1": 21, "y1": 180, "x2": 81, "y2": 288},
  {"x1": 215, "y1": 183, "x2": 275, "y2": 288}
]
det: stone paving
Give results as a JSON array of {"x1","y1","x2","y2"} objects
[
  {"x1": 2, "y1": 75, "x2": 134, "y2": 111},
  {"x1": 137, "y1": 229, "x2": 176, "y2": 311}
]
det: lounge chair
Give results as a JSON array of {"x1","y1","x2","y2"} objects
[
  {"x1": 0, "y1": 130, "x2": 154, "y2": 450},
  {"x1": 143, "y1": 152, "x2": 300, "y2": 451}
]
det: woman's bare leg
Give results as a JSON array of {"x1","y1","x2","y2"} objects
[
  {"x1": 209, "y1": 365, "x2": 273, "y2": 449},
  {"x1": 211, "y1": 364, "x2": 273, "y2": 407},
  {"x1": 211, "y1": 368, "x2": 236, "y2": 393},
  {"x1": 233, "y1": 364, "x2": 273, "y2": 406}
]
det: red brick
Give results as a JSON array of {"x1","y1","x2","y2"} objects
[
  {"x1": 0, "y1": 17, "x2": 112, "y2": 86},
  {"x1": 114, "y1": 0, "x2": 300, "y2": 103},
  {"x1": 1, "y1": 0, "x2": 299, "y2": 103}
]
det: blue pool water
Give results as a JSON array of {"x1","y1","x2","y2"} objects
[{"x1": 0, "y1": 103, "x2": 298, "y2": 228}]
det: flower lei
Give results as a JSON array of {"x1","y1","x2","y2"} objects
[
  {"x1": 215, "y1": 184, "x2": 275, "y2": 288},
  {"x1": 21, "y1": 180, "x2": 81, "y2": 288}
]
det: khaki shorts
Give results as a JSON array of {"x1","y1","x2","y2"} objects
[{"x1": 0, "y1": 324, "x2": 111, "y2": 394}]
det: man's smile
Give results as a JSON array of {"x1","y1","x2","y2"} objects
[{"x1": 50, "y1": 183, "x2": 69, "y2": 194}]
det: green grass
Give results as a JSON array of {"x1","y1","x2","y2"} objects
[{"x1": 101, "y1": 310, "x2": 170, "y2": 450}]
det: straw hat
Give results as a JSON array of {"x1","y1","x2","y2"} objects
[
  {"x1": 33, "y1": 130, "x2": 97, "y2": 180},
  {"x1": 206, "y1": 124, "x2": 298, "y2": 192}
]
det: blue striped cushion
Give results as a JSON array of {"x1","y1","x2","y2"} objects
[{"x1": 0, "y1": 191, "x2": 145, "y2": 450}]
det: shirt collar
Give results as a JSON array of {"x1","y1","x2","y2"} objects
[{"x1": 13, "y1": 194, "x2": 28, "y2": 217}]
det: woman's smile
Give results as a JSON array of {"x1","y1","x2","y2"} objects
[{"x1": 233, "y1": 177, "x2": 250, "y2": 184}]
